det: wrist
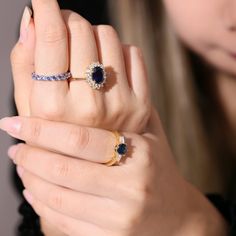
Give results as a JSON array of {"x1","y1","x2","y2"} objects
[{"x1": 181, "y1": 183, "x2": 229, "y2": 236}]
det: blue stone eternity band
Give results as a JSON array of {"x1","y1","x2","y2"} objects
[{"x1": 32, "y1": 71, "x2": 72, "y2": 81}]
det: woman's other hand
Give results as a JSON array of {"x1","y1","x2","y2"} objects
[{"x1": 0, "y1": 113, "x2": 229, "y2": 236}]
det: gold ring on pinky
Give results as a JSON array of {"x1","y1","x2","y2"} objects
[{"x1": 105, "y1": 131, "x2": 128, "y2": 166}]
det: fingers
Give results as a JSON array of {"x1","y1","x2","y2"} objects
[
  {"x1": 11, "y1": 7, "x2": 35, "y2": 116},
  {"x1": 23, "y1": 190, "x2": 107, "y2": 236},
  {"x1": 10, "y1": 144, "x2": 119, "y2": 198},
  {"x1": 32, "y1": 0, "x2": 68, "y2": 74},
  {"x1": 122, "y1": 45, "x2": 150, "y2": 101},
  {"x1": 19, "y1": 170, "x2": 120, "y2": 230},
  {"x1": 30, "y1": 0, "x2": 69, "y2": 117},
  {"x1": 0, "y1": 116, "x2": 117, "y2": 163}
]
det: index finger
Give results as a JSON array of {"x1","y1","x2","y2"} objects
[
  {"x1": 32, "y1": 0, "x2": 69, "y2": 75},
  {"x1": 31, "y1": 0, "x2": 69, "y2": 116},
  {"x1": 0, "y1": 116, "x2": 117, "y2": 164}
]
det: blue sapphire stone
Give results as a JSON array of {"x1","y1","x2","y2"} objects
[
  {"x1": 92, "y1": 66, "x2": 104, "y2": 84},
  {"x1": 116, "y1": 143, "x2": 127, "y2": 155}
]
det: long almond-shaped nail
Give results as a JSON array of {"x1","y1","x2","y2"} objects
[
  {"x1": 19, "y1": 6, "x2": 32, "y2": 43},
  {"x1": 0, "y1": 117, "x2": 21, "y2": 136}
]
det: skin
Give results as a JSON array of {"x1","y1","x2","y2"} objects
[
  {"x1": 1, "y1": 0, "x2": 233, "y2": 235},
  {"x1": 163, "y1": 0, "x2": 236, "y2": 135}
]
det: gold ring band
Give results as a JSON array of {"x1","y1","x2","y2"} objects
[{"x1": 69, "y1": 77, "x2": 87, "y2": 82}]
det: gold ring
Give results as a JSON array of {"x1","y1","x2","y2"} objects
[
  {"x1": 68, "y1": 77, "x2": 86, "y2": 82},
  {"x1": 105, "y1": 131, "x2": 128, "y2": 166}
]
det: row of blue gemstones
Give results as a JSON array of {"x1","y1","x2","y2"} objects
[{"x1": 32, "y1": 72, "x2": 72, "y2": 81}]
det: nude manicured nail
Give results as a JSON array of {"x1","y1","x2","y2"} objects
[
  {"x1": 16, "y1": 165, "x2": 24, "y2": 178},
  {"x1": 0, "y1": 117, "x2": 21, "y2": 136},
  {"x1": 23, "y1": 189, "x2": 34, "y2": 205},
  {"x1": 19, "y1": 6, "x2": 32, "y2": 43},
  {"x1": 8, "y1": 145, "x2": 19, "y2": 161}
]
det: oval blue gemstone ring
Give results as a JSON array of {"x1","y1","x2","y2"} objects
[
  {"x1": 85, "y1": 62, "x2": 107, "y2": 90},
  {"x1": 105, "y1": 131, "x2": 128, "y2": 166}
]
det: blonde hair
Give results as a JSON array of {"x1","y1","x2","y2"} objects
[{"x1": 108, "y1": 0, "x2": 236, "y2": 196}]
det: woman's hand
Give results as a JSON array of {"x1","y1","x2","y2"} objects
[
  {"x1": 8, "y1": 1, "x2": 229, "y2": 235},
  {"x1": 10, "y1": 0, "x2": 151, "y2": 133},
  {"x1": 0, "y1": 114, "x2": 228, "y2": 236}
]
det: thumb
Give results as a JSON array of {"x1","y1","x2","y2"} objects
[{"x1": 10, "y1": 6, "x2": 35, "y2": 116}]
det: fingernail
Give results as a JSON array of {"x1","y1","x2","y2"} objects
[
  {"x1": 8, "y1": 145, "x2": 19, "y2": 161},
  {"x1": 0, "y1": 117, "x2": 21, "y2": 137},
  {"x1": 16, "y1": 165, "x2": 24, "y2": 178},
  {"x1": 19, "y1": 6, "x2": 32, "y2": 43},
  {"x1": 23, "y1": 189, "x2": 34, "y2": 205}
]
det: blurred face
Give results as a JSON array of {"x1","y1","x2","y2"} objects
[{"x1": 163, "y1": 0, "x2": 236, "y2": 76}]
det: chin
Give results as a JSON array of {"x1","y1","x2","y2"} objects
[{"x1": 202, "y1": 53, "x2": 236, "y2": 78}]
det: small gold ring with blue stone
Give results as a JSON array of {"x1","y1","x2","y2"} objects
[{"x1": 105, "y1": 131, "x2": 128, "y2": 166}]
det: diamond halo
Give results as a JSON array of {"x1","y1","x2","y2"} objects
[{"x1": 86, "y1": 62, "x2": 107, "y2": 90}]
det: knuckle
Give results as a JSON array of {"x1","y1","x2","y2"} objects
[
  {"x1": 52, "y1": 158, "x2": 71, "y2": 179},
  {"x1": 67, "y1": 127, "x2": 90, "y2": 153},
  {"x1": 21, "y1": 172, "x2": 33, "y2": 189},
  {"x1": 136, "y1": 108, "x2": 151, "y2": 131},
  {"x1": 25, "y1": 119, "x2": 42, "y2": 142},
  {"x1": 31, "y1": 200, "x2": 43, "y2": 217},
  {"x1": 33, "y1": 100, "x2": 65, "y2": 120},
  {"x1": 68, "y1": 17, "x2": 92, "y2": 36},
  {"x1": 132, "y1": 45, "x2": 143, "y2": 56},
  {"x1": 135, "y1": 183, "x2": 150, "y2": 205},
  {"x1": 81, "y1": 104, "x2": 101, "y2": 126},
  {"x1": 38, "y1": 23, "x2": 67, "y2": 44},
  {"x1": 10, "y1": 45, "x2": 30, "y2": 70},
  {"x1": 56, "y1": 218, "x2": 72, "y2": 235},
  {"x1": 111, "y1": 102, "x2": 124, "y2": 121},
  {"x1": 48, "y1": 188, "x2": 64, "y2": 210},
  {"x1": 10, "y1": 46, "x2": 19, "y2": 63},
  {"x1": 15, "y1": 145, "x2": 30, "y2": 166},
  {"x1": 118, "y1": 209, "x2": 140, "y2": 232},
  {"x1": 137, "y1": 138, "x2": 153, "y2": 168},
  {"x1": 97, "y1": 25, "x2": 118, "y2": 39},
  {"x1": 86, "y1": 109, "x2": 99, "y2": 125}
]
